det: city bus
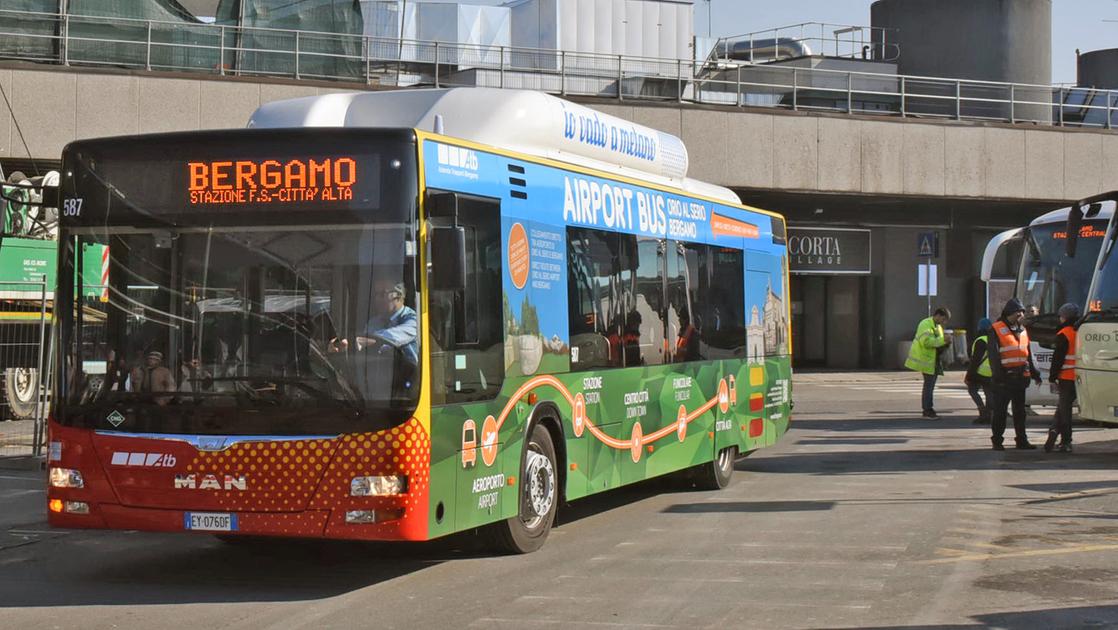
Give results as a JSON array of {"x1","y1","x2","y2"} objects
[
  {"x1": 980, "y1": 202, "x2": 1113, "y2": 406},
  {"x1": 1065, "y1": 192, "x2": 1118, "y2": 424},
  {"x1": 46, "y1": 88, "x2": 792, "y2": 552}
]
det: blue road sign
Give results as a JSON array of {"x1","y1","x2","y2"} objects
[{"x1": 917, "y1": 232, "x2": 939, "y2": 258}]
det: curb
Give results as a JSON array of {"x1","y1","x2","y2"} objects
[{"x1": 0, "y1": 455, "x2": 46, "y2": 471}]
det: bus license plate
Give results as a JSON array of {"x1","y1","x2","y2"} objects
[{"x1": 184, "y1": 512, "x2": 237, "y2": 531}]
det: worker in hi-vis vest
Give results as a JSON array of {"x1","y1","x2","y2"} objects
[
  {"x1": 964, "y1": 318, "x2": 994, "y2": 424},
  {"x1": 905, "y1": 306, "x2": 951, "y2": 419},
  {"x1": 1045, "y1": 303, "x2": 1080, "y2": 453},
  {"x1": 989, "y1": 298, "x2": 1042, "y2": 451}
]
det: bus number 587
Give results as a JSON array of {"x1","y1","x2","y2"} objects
[{"x1": 62, "y1": 198, "x2": 83, "y2": 217}]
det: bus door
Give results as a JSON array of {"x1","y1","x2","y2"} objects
[{"x1": 425, "y1": 190, "x2": 515, "y2": 532}]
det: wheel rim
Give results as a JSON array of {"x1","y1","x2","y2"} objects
[
  {"x1": 717, "y1": 447, "x2": 734, "y2": 474},
  {"x1": 521, "y1": 445, "x2": 556, "y2": 531},
  {"x1": 12, "y1": 368, "x2": 34, "y2": 401}
]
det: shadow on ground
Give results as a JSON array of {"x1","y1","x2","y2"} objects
[
  {"x1": 859, "y1": 603, "x2": 1118, "y2": 629},
  {"x1": 0, "y1": 469, "x2": 711, "y2": 609},
  {"x1": 738, "y1": 439, "x2": 1118, "y2": 476}
]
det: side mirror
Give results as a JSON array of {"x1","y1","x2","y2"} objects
[
  {"x1": 1066, "y1": 205, "x2": 1083, "y2": 258},
  {"x1": 429, "y1": 226, "x2": 466, "y2": 291},
  {"x1": 427, "y1": 191, "x2": 458, "y2": 220}
]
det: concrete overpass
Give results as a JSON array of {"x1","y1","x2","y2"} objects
[
  {"x1": 4, "y1": 63, "x2": 1116, "y2": 203},
  {"x1": 3, "y1": 63, "x2": 1113, "y2": 369}
]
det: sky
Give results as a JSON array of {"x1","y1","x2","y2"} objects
[
  {"x1": 700, "y1": 0, "x2": 1116, "y2": 85},
  {"x1": 456, "y1": 0, "x2": 1116, "y2": 85}
]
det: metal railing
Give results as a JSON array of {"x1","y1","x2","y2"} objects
[
  {"x1": 712, "y1": 22, "x2": 901, "y2": 63},
  {"x1": 0, "y1": 278, "x2": 51, "y2": 460},
  {"x1": 0, "y1": 8, "x2": 1116, "y2": 130}
]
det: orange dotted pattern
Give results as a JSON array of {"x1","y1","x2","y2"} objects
[
  {"x1": 186, "y1": 438, "x2": 338, "y2": 512},
  {"x1": 89, "y1": 418, "x2": 432, "y2": 540},
  {"x1": 238, "y1": 510, "x2": 331, "y2": 536},
  {"x1": 315, "y1": 418, "x2": 431, "y2": 541}
]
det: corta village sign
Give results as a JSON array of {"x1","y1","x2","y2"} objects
[{"x1": 787, "y1": 227, "x2": 871, "y2": 275}]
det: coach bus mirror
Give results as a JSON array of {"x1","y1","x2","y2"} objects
[
  {"x1": 426, "y1": 191, "x2": 458, "y2": 221},
  {"x1": 39, "y1": 185, "x2": 59, "y2": 209},
  {"x1": 1066, "y1": 205, "x2": 1084, "y2": 258},
  {"x1": 430, "y1": 226, "x2": 466, "y2": 291}
]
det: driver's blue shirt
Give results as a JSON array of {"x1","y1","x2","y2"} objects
[{"x1": 364, "y1": 305, "x2": 418, "y2": 364}]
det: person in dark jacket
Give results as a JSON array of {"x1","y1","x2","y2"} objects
[
  {"x1": 1045, "y1": 303, "x2": 1080, "y2": 453},
  {"x1": 989, "y1": 298, "x2": 1042, "y2": 450},
  {"x1": 965, "y1": 318, "x2": 994, "y2": 424}
]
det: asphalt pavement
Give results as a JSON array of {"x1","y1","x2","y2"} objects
[{"x1": 3, "y1": 370, "x2": 1118, "y2": 629}]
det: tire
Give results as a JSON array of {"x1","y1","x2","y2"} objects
[
  {"x1": 4, "y1": 367, "x2": 38, "y2": 420},
  {"x1": 694, "y1": 446, "x2": 737, "y2": 490},
  {"x1": 486, "y1": 424, "x2": 558, "y2": 554}
]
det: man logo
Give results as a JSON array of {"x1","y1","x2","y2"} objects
[{"x1": 174, "y1": 473, "x2": 247, "y2": 491}]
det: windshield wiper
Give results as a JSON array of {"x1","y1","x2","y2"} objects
[{"x1": 207, "y1": 376, "x2": 363, "y2": 411}]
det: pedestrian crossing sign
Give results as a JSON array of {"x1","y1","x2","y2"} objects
[{"x1": 918, "y1": 232, "x2": 939, "y2": 258}]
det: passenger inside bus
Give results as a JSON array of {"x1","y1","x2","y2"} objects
[
  {"x1": 129, "y1": 350, "x2": 175, "y2": 406},
  {"x1": 178, "y1": 358, "x2": 212, "y2": 393},
  {"x1": 623, "y1": 311, "x2": 643, "y2": 366},
  {"x1": 675, "y1": 310, "x2": 701, "y2": 363}
]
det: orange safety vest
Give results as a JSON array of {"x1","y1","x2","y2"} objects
[
  {"x1": 993, "y1": 320, "x2": 1031, "y2": 377},
  {"x1": 1056, "y1": 325, "x2": 1077, "y2": 381}
]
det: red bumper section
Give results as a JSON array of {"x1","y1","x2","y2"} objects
[{"x1": 46, "y1": 418, "x2": 431, "y2": 541}]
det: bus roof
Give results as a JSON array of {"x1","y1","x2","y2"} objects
[
  {"x1": 1031, "y1": 200, "x2": 1116, "y2": 226},
  {"x1": 248, "y1": 88, "x2": 741, "y2": 205}
]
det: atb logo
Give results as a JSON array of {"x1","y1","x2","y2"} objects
[
  {"x1": 111, "y1": 452, "x2": 177, "y2": 467},
  {"x1": 436, "y1": 144, "x2": 479, "y2": 171}
]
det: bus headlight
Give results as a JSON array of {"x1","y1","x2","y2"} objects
[
  {"x1": 49, "y1": 467, "x2": 84, "y2": 489},
  {"x1": 350, "y1": 475, "x2": 407, "y2": 496}
]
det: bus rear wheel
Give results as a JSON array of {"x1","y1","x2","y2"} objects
[
  {"x1": 486, "y1": 424, "x2": 557, "y2": 554},
  {"x1": 694, "y1": 446, "x2": 737, "y2": 490}
]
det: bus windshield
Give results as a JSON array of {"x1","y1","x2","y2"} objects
[
  {"x1": 1019, "y1": 219, "x2": 1108, "y2": 321},
  {"x1": 1086, "y1": 217, "x2": 1118, "y2": 322},
  {"x1": 56, "y1": 129, "x2": 420, "y2": 436}
]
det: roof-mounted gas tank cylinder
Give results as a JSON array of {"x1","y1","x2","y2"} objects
[{"x1": 248, "y1": 88, "x2": 690, "y2": 183}]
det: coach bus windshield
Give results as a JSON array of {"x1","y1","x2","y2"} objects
[
  {"x1": 1019, "y1": 219, "x2": 1108, "y2": 330},
  {"x1": 55, "y1": 129, "x2": 420, "y2": 436},
  {"x1": 1085, "y1": 217, "x2": 1118, "y2": 322}
]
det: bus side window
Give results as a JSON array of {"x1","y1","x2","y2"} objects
[
  {"x1": 429, "y1": 196, "x2": 504, "y2": 405},
  {"x1": 745, "y1": 250, "x2": 787, "y2": 359},
  {"x1": 669, "y1": 242, "x2": 706, "y2": 363},
  {"x1": 707, "y1": 247, "x2": 746, "y2": 358},
  {"x1": 566, "y1": 227, "x2": 624, "y2": 370},
  {"x1": 629, "y1": 237, "x2": 664, "y2": 367}
]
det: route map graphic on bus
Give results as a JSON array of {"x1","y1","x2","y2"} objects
[{"x1": 422, "y1": 138, "x2": 792, "y2": 533}]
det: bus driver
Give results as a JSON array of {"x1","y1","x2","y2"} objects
[{"x1": 331, "y1": 281, "x2": 417, "y2": 365}]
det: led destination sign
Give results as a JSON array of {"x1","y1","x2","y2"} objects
[
  {"x1": 187, "y1": 157, "x2": 358, "y2": 205},
  {"x1": 1052, "y1": 223, "x2": 1108, "y2": 240}
]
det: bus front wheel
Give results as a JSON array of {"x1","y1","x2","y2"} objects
[{"x1": 486, "y1": 424, "x2": 558, "y2": 554}]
